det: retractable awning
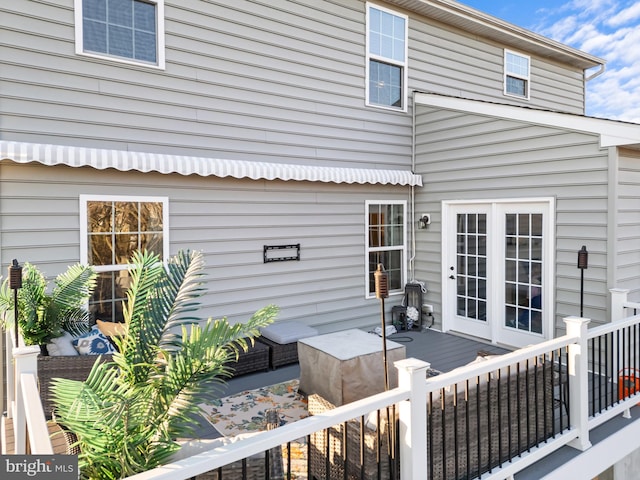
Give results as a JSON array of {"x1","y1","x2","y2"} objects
[{"x1": 0, "y1": 141, "x2": 422, "y2": 187}]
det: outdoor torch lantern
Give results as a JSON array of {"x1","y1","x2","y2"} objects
[{"x1": 8, "y1": 259, "x2": 22, "y2": 348}]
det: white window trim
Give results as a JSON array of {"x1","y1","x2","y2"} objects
[
  {"x1": 79, "y1": 194, "x2": 170, "y2": 271},
  {"x1": 74, "y1": 0, "x2": 166, "y2": 70},
  {"x1": 504, "y1": 49, "x2": 530, "y2": 100},
  {"x1": 365, "y1": 2, "x2": 409, "y2": 112},
  {"x1": 365, "y1": 199, "x2": 407, "y2": 299}
]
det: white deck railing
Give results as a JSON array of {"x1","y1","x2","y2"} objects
[{"x1": 6, "y1": 288, "x2": 640, "y2": 480}]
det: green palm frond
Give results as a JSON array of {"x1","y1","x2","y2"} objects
[
  {"x1": 51, "y1": 249, "x2": 278, "y2": 479},
  {"x1": 0, "y1": 262, "x2": 96, "y2": 345}
]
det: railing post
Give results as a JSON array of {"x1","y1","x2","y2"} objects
[
  {"x1": 610, "y1": 288, "x2": 630, "y2": 322},
  {"x1": 395, "y1": 357, "x2": 429, "y2": 480},
  {"x1": 12, "y1": 344, "x2": 41, "y2": 454},
  {"x1": 564, "y1": 316, "x2": 592, "y2": 451}
]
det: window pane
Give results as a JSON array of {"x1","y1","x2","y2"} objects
[
  {"x1": 82, "y1": 0, "x2": 157, "y2": 64},
  {"x1": 135, "y1": 31, "x2": 156, "y2": 62},
  {"x1": 135, "y1": 1, "x2": 156, "y2": 33},
  {"x1": 85, "y1": 0, "x2": 106, "y2": 21},
  {"x1": 369, "y1": 60, "x2": 402, "y2": 107},
  {"x1": 84, "y1": 19, "x2": 107, "y2": 53},
  {"x1": 109, "y1": 25, "x2": 134, "y2": 58},
  {"x1": 109, "y1": 0, "x2": 133, "y2": 27},
  {"x1": 506, "y1": 52, "x2": 529, "y2": 76},
  {"x1": 89, "y1": 234, "x2": 114, "y2": 266},
  {"x1": 506, "y1": 76, "x2": 526, "y2": 96}
]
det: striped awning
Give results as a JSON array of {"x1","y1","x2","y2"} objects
[{"x1": 0, "y1": 141, "x2": 422, "y2": 187}]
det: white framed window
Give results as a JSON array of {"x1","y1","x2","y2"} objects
[
  {"x1": 75, "y1": 0, "x2": 166, "y2": 69},
  {"x1": 365, "y1": 200, "x2": 407, "y2": 298},
  {"x1": 80, "y1": 195, "x2": 169, "y2": 322},
  {"x1": 366, "y1": 3, "x2": 408, "y2": 111},
  {"x1": 504, "y1": 50, "x2": 530, "y2": 99}
]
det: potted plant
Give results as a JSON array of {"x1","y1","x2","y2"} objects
[
  {"x1": 0, "y1": 262, "x2": 97, "y2": 348},
  {"x1": 51, "y1": 249, "x2": 277, "y2": 479}
]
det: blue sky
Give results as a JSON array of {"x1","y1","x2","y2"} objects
[{"x1": 460, "y1": 0, "x2": 640, "y2": 123}]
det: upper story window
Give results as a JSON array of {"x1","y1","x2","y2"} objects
[
  {"x1": 80, "y1": 195, "x2": 169, "y2": 322},
  {"x1": 366, "y1": 201, "x2": 406, "y2": 298},
  {"x1": 504, "y1": 50, "x2": 530, "y2": 99},
  {"x1": 75, "y1": 0, "x2": 165, "y2": 69},
  {"x1": 366, "y1": 3, "x2": 408, "y2": 111}
]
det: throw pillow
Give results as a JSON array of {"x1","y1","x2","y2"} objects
[
  {"x1": 96, "y1": 319, "x2": 127, "y2": 337},
  {"x1": 47, "y1": 331, "x2": 79, "y2": 356},
  {"x1": 73, "y1": 326, "x2": 116, "y2": 355}
]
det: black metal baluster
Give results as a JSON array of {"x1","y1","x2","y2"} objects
[
  {"x1": 343, "y1": 420, "x2": 348, "y2": 480},
  {"x1": 517, "y1": 362, "x2": 522, "y2": 454},
  {"x1": 507, "y1": 365, "x2": 513, "y2": 463},
  {"x1": 497, "y1": 367, "x2": 503, "y2": 467},
  {"x1": 428, "y1": 392, "x2": 433, "y2": 480},
  {"x1": 487, "y1": 373, "x2": 492, "y2": 472},
  {"x1": 453, "y1": 383, "x2": 459, "y2": 479},
  {"x1": 360, "y1": 416, "x2": 365, "y2": 480},
  {"x1": 465, "y1": 381, "x2": 470, "y2": 480},
  {"x1": 476, "y1": 375, "x2": 481, "y2": 478},
  {"x1": 534, "y1": 357, "x2": 539, "y2": 447},
  {"x1": 443, "y1": 386, "x2": 448, "y2": 480}
]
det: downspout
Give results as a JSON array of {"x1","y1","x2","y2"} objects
[
  {"x1": 584, "y1": 63, "x2": 605, "y2": 113},
  {"x1": 409, "y1": 90, "x2": 417, "y2": 282}
]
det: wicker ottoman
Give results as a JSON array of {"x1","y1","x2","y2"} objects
[
  {"x1": 224, "y1": 339, "x2": 270, "y2": 377},
  {"x1": 256, "y1": 321, "x2": 318, "y2": 369}
]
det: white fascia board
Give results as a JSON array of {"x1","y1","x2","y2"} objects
[{"x1": 414, "y1": 92, "x2": 640, "y2": 149}]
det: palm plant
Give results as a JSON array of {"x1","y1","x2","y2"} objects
[
  {"x1": 51, "y1": 249, "x2": 277, "y2": 479},
  {"x1": 0, "y1": 262, "x2": 97, "y2": 346}
]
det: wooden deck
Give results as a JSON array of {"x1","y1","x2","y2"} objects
[{"x1": 1, "y1": 416, "x2": 70, "y2": 454}]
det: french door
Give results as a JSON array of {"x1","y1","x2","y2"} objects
[{"x1": 444, "y1": 200, "x2": 554, "y2": 348}]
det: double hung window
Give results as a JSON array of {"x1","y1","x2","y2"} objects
[
  {"x1": 366, "y1": 201, "x2": 406, "y2": 297},
  {"x1": 504, "y1": 50, "x2": 530, "y2": 99},
  {"x1": 75, "y1": 0, "x2": 165, "y2": 68},
  {"x1": 366, "y1": 3, "x2": 408, "y2": 110},
  {"x1": 80, "y1": 195, "x2": 168, "y2": 322}
]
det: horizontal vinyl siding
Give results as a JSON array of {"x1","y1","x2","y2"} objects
[
  {"x1": 413, "y1": 106, "x2": 609, "y2": 332},
  {"x1": 0, "y1": 0, "x2": 412, "y2": 169},
  {"x1": 0, "y1": 162, "x2": 409, "y2": 332},
  {"x1": 616, "y1": 149, "x2": 640, "y2": 300},
  {"x1": 1, "y1": 0, "x2": 587, "y2": 169},
  {"x1": 409, "y1": 16, "x2": 585, "y2": 114}
]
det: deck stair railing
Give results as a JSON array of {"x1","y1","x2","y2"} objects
[
  {"x1": 5, "y1": 288, "x2": 640, "y2": 480},
  {"x1": 2, "y1": 330, "x2": 53, "y2": 455}
]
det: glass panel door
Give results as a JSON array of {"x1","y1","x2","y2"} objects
[
  {"x1": 504, "y1": 213, "x2": 543, "y2": 334},
  {"x1": 456, "y1": 213, "x2": 488, "y2": 322}
]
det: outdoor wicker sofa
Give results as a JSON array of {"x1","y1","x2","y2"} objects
[
  {"x1": 38, "y1": 339, "x2": 270, "y2": 418},
  {"x1": 309, "y1": 359, "x2": 558, "y2": 480}
]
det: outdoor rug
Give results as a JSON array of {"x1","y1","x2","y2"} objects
[{"x1": 201, "y1": 379, "x2": 309, "y2": 437}]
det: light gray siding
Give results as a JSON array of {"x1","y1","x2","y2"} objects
[
  {"x1": 1, "y1": 0, "x2": 586, "y2": 164},
  {"x1": 616, "y1": 149, "x2": 640, "y2": 300},
  {"x1": 413, "y1": 105, "x2": 610, "y2": 332},
  {"x1": 409, "y1": 17, "x2": 586, "y2": 114},
  {"x1": 0, "y1": 162, "x2": 409, "y2": 331}
]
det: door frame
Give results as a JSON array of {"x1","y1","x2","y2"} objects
[{"x1": 441, "y1": 197, "x2": 556, "y2": 347}]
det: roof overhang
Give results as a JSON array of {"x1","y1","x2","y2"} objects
[
  {"x1": 386, "y1": 0, "x2": 604, "y2": 70},
  {"x1": 415, "y1": 92, "x2": 640, "y2": 149},
  {"x1": 0, "y1": 141, "x2": 423, "y2": 187}
]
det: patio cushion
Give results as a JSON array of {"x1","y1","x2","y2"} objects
[{"x1": 260, "y1": 321, "x2": 317, "y2": 344}]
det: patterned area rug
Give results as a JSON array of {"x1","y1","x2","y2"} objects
[{"x1": 201, "y1": 379, "x2": 308, "y2": 437}]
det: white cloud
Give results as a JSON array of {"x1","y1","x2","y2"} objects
[
  {"x1": 606, "y1": 1, "x2": 640, "y2": 27},
  {"x1": 531, "y1": 1, "x2": 640, "y2": 122}
]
